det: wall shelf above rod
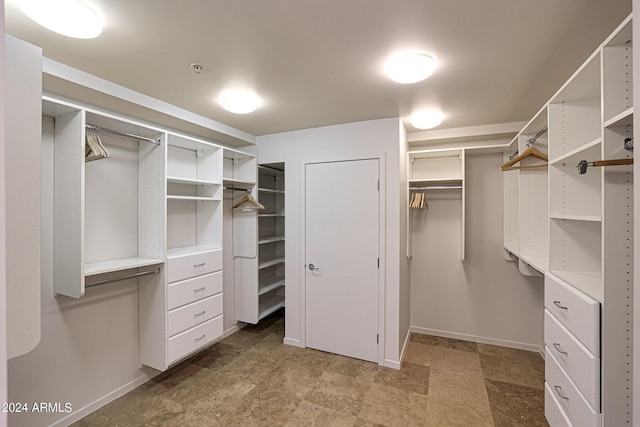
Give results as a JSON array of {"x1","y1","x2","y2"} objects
[
  {"x1": 410, "y1": 186, "x2": 463, "y2": 190},
  {"x1": 86, "y1": 124, "x2": 161, "y2": 145}
]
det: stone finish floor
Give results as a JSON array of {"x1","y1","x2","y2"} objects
[{"x1": 73, "y1": 311, "x2": 548, "y2": 426}]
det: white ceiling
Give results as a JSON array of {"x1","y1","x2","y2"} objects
[{"x1": 4, "y1": 0, "x2": 633, "y2": 141}]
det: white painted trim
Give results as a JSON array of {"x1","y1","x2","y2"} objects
[
  {"x1": 408, "y1": 121, "x2": 526, "y2": 143},
  {"x1": 383, "y1": 358, "x2": 401, "y2": 370},
  {"x1": 50, "y1": 373, "x2": 158, "y2": 427},
  {"x1": 42, "y1": 57, "x2": 256, "y2": 145},
  {"x1": 410, "y1": 326, "x2": 544, "y2": 357},
  {"x1": 283, "y1": 337, "x2": 304, "y2": 348}
]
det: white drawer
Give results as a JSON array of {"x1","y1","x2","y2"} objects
[
  {"x1": 545, "y1": 348, "x2": 601, "y2": 427},
  {"x1": 167, "y1": 248, "x2": 222, "y2": 283},
  {"x1": 168, "y1": 293, "x2": 223, "y2": 337},
  {"x1": 168, "y1": 315, "x2": 223, "y2": 365},
  {"x1": 168, "y1": 271, "x2": 223, "y2": 310},
  {"x1": 545, "y1": 310, "x2": 600, "y2": 411},
  {"x1": 545, "y1": 382, "x2": 573, "y2": 427},
  {"x1": 545, "y1": 274, "x2": 600, "y2": 356}
]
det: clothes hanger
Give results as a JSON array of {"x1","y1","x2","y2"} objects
[
  {"x1": 500, "y1": 146, "x2": 548, "y2": 171},
  {"x1": 232, "y1": 193, "x2": 265, "y2": 210}
]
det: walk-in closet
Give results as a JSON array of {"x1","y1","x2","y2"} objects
[{"x1": 1, "y1": 1, "x2": 637, "y2": 426}]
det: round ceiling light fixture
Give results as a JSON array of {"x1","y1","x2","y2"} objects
[
  {"x1": 20, "y1": 0, "x2": 103, "y2": 39},
  {"x1": 386, "y1": 52, "x2": 436, "y2": 84},
  {"x1": 220, "y1": 90, "x2": 260, "y2": 114},
  {"x1": 411, "y1": 110, "x2": 444, "y2": 129}
]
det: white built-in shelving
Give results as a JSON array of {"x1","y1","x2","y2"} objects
[
  {"x1": 45, "y1": 94, "x2": 231, "y2": 371},
  {"x1": 503, "y1": 13, "x2": 633, "y2": 427},
  {"x1": 46, "y1": 97, "x2": 166, "y2": 299},
  {"x1": 235, "y1": 163, "x2": 286, "y2": 324},
  {"x1": 408, "y1": 149, "x2": 465, "y2": 260}
]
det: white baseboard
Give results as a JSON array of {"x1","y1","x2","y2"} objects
[
  {"x1": 383, "y1": 328, "x2": 412, "y2": 370},
  {"x1": 50, "y1": 372, "x2": 158, "y2": 427},
  {"x1": 410, "y1": 326, "x2": 544, "y2": 357},
  {"x1": 283, "y1": 337, "x2": 304, "y2": 348}
]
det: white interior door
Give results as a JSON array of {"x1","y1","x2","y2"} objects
[{"x1": 305, "y1": 159, "x2": 379, "y2": 362}]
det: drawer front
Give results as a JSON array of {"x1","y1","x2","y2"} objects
[
  {"x1": 167, "y1": 249, "x2": 222, "y2": 283},
  {"x1": 168, "y1": 315, "x2": 223, "y2": 365},
  {"x1": 168, "y1": 293, "x2": 223, "y2": 337},
  {"x1": 168, "y1": 271, "x2": 223, "y2": 310},
  {"x1": 544, "y1": 310, "x2": 600, "y2": 411},
  {"x1": 545, "y1": 382, "x2": 573, "y2": 427},
  {"x1": 545, "y1": 348, "x2": 601, "y2": 427},
  {"x1": 545, "y1": 274, "x2": 600, "y2": 356}
]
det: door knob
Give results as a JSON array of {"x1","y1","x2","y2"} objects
[{"x1": 308, "y1": 263, "x2": 319, "y2": 270}]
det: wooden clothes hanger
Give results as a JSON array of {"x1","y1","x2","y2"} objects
[
  {"x1": 232, "y1": 193, "x2": 265, "y2": 210},
  {"x1": 500, "y1": 146, "x2": 548, "y2": 171}
]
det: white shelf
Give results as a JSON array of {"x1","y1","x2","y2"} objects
[
  {"x1": 259, "y1": 295, "x2": 285, "y2": 320},
  {"x1": 549, "y1": 214, "x2": 602, "y2": 222},
  {"x1": 222, "y1": 178, "x2": 256, "y2": 188},
  {"x1": 549, "y1": 137, "x2": 602, "y2": 165},
  {"x1": 604, "y1": 107, "x2": 634, "y2": 128},
  {"x1": 258, "y1": 279, "x2": 285, "y2": 296},
  {"x1": 85, "y1": 258, "x2": 164, "y2": 276},
  {"x1": 259, "y1": 235, "x2": 285, "y2": 244},
  {"x1": 258, "y1": 257, "x2": 286, "y2": 269},
  {"x1": 519, "y1": 254, "x2": 549, "y2": 274},
  {"x1": 167, "y1": 176, "x2": 221, "y2": 186},
  {"x1": 167, "y1": 245, "x2": 221, "y2": 259},
  {"x1": 549, "y1": 269, "x2": 603, "y2": 303},
  {"x1": 166, "y1": 195, "x2": 220, "y2": 202}
]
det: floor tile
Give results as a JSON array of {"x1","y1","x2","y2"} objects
[
  {"x1": 478, "y1": 343, "x2": 545, "y2": 390},
  {"x1": 403, "y1": 341, "x2": 432, "y2": 367},
  {"x1": 375, "y1": 362, "x2": 429, "y2": 395},
  {"x1": 72, "y1": 312, "x2": 547, "y2": 427},
  {"x1": 306, "y1": 371, "x2": 373, "y2": 416},
  {"x1": 410, "y1": 333, "x2": 478, "y2": 352},
  {"x1": 358, "y1": 382, "x2": 427, "y2": 427},
  {"x1": 284, "y1": 401, "x2": 357, "y2": 427},
  {"x1": 485, "y1": 379, "x2": 548, "y2": 427}
]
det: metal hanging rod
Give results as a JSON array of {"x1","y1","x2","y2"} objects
[
  {"x1": 526, "y1": 127, "x2": 548, "y2": 147},
  {"x1": 223, "y1": 186, "x2": 252, "y2": 192},
  {"x1": 85, "y1": 267, "x2": 161, "y2": 288},
  {"x1": 576, "y1": 158, "x2": 633, "y2": 174},
  {"x1": 86, "y1": 124, "x2": 161, "y2": 145}
]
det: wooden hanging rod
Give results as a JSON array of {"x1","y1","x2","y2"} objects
[{"x1": 576, "y1": 158, "x2": 633, "y2": 174}]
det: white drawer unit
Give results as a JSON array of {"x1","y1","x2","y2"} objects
[
  {"x1": 167, "y1": 293, "x2": 223, "y2": 337},
  {"x1": 545, "y1": 348, "x2": 601, "y2": 427},
  {"x1": 545, "y1": 383, "x2": 573, "y2": 427},
  {"x1": 544, "y1": 274, "x2": 600, "y2": 356},
  {"x1": 166, "y1": 248, "x2": 223, "y2": 283},
  {"x1": 544, "y1": 310, "x2": 600, "y2": 411},
  {"x1": 168, "y1": 315, "x2": 223, "y2": 364},
  {"x1": 167, "y1": 271, "x2": 223, "y2": 310}
]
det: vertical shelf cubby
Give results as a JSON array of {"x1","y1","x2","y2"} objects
[
  {"x1": 408, "y1": 148, "x2": 465, "y2": 260},
  {"x1": 48, "y1": 97, "x2": 166, "y2": 298},
  {"x1": 516, "y1": 107, "x2": 549, "y2": 273},
  {"x1": 166, "y1": 134, "x2": 223, "y2": 255},
  {"x1": 548, "y1": 49, "x2": 604, "y2": 300},
  {"x1": 234, "y1": 163, "x2": 286, "y2": 324}
]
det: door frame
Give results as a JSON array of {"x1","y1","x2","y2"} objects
[{"x1": 299, "y1": 154, "x2": 387, "y2": 365}]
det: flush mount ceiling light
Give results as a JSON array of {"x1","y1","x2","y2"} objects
[
  {"x1": 386, "y1": 53, "x2": 436, "y2": 84},
  {"x1": 220, "y1": 90, "x2": 260, "y2": 114},
  {"x1": 411, "y1": 111, "x2": 444, "y2": 129},
  {"x1": 20, "y1": 0, "x2": 103, "y2": 39}
]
